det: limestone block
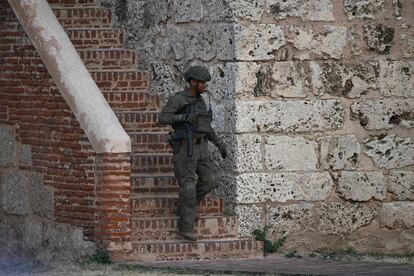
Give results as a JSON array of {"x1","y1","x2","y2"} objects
[
  {"x1": 235, "y1": 204, "x2": 264, "y2": 237},
  {"x1": 230, "y1": 0, "x2": 265, "y2": 21},
  {"x1": 267, "y1": 0, "x2": 334, "y2": 21},
  {"x1": 319, "y1": 202, "x2": 379, "y2": 234},
  {"x1": 202, "y1": 0, "x2": 232, "y2": 22},
  {"x1": 266, "y1": 204, "x2": 315, "y2": 237},
  {"x1": 290, "y1": 26, "x2": 347, "y2": 59},
  {"x1": 404, "y1": 38, "x2": 414, "y2": 58},
  {"x1": 31, "y1": 173, "x2": 54, "y2": 219},
  {"x1": 388, "y1": 171, "x2": 414, "y2": 200},
  {"x1": 320, "y1": 135, "x2": 361, "y2": 170},
  {"x1": 23, "y1": 217, "x2": 43, "y2": 250},
  {"x1": 365, "y1": 135, "x2": 414, "y2": 169},
  {"x1": 309, "y1": 61, "x2": 379, "y2": 98},
  {"x1": 1, "y1": 170, "x2": 30, "y2": 215},
  {"x1": 216, "y1": 134, "x2": 262, "y2": 172},
  {"x1": 270, "y1": 62, "x2": 307, "y2": 98},
  {"x1": 208, "y1": 62, "x2": 261, "y2": 100},
  {"x1": 264, "y1": 136, "x2": 318, "y2": 171},
  {"x1": 380, "y1": 61, "x2": 414, "y2": 98},
  {"x1": 234, "y1": 24, "x2": 285, "y2": 60},
  {"x1": 234, "y1": 172, "x2": 333, "y2": 203},
  {"x1": 234, "y1": 99, "x2": 344, "y2": 133},
  {"x1": 380, "y1": 202, "x2": 414, "y2": 228},
  {"x1": 344, "y1": 0, "x2": 386, "y2": 19},
  {"x1": 174, "y1": 0, "x2": 203, "y2": 22},
  {"x1": 155, "y1": 25, "x2": 234, "y2": 61},
  {"x1": 0, "y1": 127, "x2": 17, "y2": 167},
  {"x1": 364, "y1": 24, "x2": 395, "y2": 54},
  {"x1": 337, "y1": 171, "x2": 386, "y2": 201},
  {"x1": 18, "y1": 144, "x2": 32, "y2": 166},
  {"x1": 351, "y1": 99, "x2": 414, "y2": 130}
]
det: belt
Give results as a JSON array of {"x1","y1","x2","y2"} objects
[{"x1": 180, "y1": 136, "x2": 206, "y2": 145}]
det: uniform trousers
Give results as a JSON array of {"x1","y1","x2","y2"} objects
[{"x1": 173, "y1": 139, "x2": 217, "y2": 233}]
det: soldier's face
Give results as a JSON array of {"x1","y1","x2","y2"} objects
[{"x1": 191, "y1": 80, "x2": 207, "y2": 93}]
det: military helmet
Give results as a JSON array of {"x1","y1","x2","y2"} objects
[{"x1": 184, "y1": 65, "x2": 211, "y2": 82}]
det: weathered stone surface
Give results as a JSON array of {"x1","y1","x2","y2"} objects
[
  {"x1": 344, "y1": 0, "x2": 386, "y2": 20},
  {"x1": 216, "y1": 134, "x2": 262, "y2": 172},
  {"x1": 266, "y1": 203, "x2": 315, "y2": 238},
  {"x1": 264, "y1": 136, "x2": 318, "y2": 171},
  {"x1": 309, "y1": 61, "x2": 379, "y2": 98},
  {"x1": 319, "y1": 202, "x2": 379, "y2": 234},
  {"x1": 209, "y1": 62, "x2": 261, "y2": 100},
  {"x1": 0, "y1": 127, "x2": 17, "y2": 167},
  {"x1": 268, "y1": 0, "x2": 334, "y2": 21},
  {"x1": 380, "y1": 202, "x2": 414, "y2": 229},
  {"x1": 230, "y1": 172, "x2": 333, "y2": 203},
  {"x1": 290, "y1": 26, "x2": 347, "y2": 59},
  {"x1": 44, "y1": 223, "x2": 96, "y2": 257},
  {"x1": 364, "y1": 24, "x2": 395, "y2": 54},
  {"x1": 393, "y1": 0, "x2": 402, "y2": 20},
  {"x1": 1, "y1": 170, "x2": 30, "y2": 215},
  {"x1": 321, "y1": 135, "x2": 361, "y2": 170},
  {"x1": 234, "y1": 24, "x2": 285, "y2": 60},
  {"x1": 351, "y1": 99, "x2": 414, "y2": 130},
  {"x1": 23, "y1": 217, "x2": 43, "y2": 250},
  {"x1": 404, "y1": 38, "x2": 414, "y2": 58},
  {"x1": 269, "y1": 62, "x2": 307, "y2": 98},
  {"x1": 380, "y1": 61, "x2": 414, "y2": 98},
  {"x1": 202, "y1": 0, "x2": 232, "y2": 22},
  {"x1": 230, "y1": 0, "x2": 265, "y2": 21},
  {"x1": 388, "y1": 171, "x2": 414, "y2": 200},
  {"x1": 234, "y1": 99, "x2": 344, "y2": 133},
  {"x1": 31, "y1": 173, "x2": 54, "y2": 219},
  {"x1": 18, "y1": 144, "x2": 32, "y2": 166},
  {"x1": 154, "y1": 24, "x2": 234, "y2": 61},
  {"x1": 235, "y1": 204, "x2": 264, "y2": 237},
  {"x1": 337, "y1": 171, "x2": 386, "y2": 201},
  {"x1": 174, "y1": 0, "x2": 203, "y2": 22},
  {"x1": 365, "y1": 135, "x2": 414, "y2": 169}
]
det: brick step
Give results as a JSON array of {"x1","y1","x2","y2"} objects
[
  {"x1": 131, "y1": 216, "x2": 238, "y2": 242},
  {"x1": 48, "y1": 0, "x2": 99, "y2": 7},
  {"x1": 129, "y1": 131, "x2": 171, "y2": 154},
  {"x1": 0, "y1": 29, "x2": 124, "y2": 49},
  {"x1": 67, "y1": 29, "x2": 124, "y2": 48},
  {"x1": 131, "y1": 153, "x2": 173, "y2": 174},
  {"x1": 90, "y1": 70, "x2": 150, "y2": 91},
  {"x1": 132, "y1": 195, "x2": 224, "y2": 217},
  {"x1": 79, "y1": 49, "x2": 138, "y2": 70},
  {"x1": 114, "y1": 239, "x2": 263, "y2": 262},
  {"x1": 103, "y1": 91, "x2": 160, "y2": 111},
  {"x1": 131, "y1": 173, "x2": 178, "y2": 194},
  {"x1": 53, "y1": 8, "x2": 112, "y2": 28},
  {"x1": 115, "y1": 111, "x2": 165, "y2": 132}
]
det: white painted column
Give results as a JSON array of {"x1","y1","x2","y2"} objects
[{"x1": 7, "y1": 0, "x2": 131, "y2": 153}]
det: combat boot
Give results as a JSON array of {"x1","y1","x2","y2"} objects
[{"x1": 178, "y1": 231, "x2": 197, "y2": 241}]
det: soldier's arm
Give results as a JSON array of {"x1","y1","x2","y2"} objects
[
  {"x1": 206, "y1": 129, "x2": 228, "y2": 159},
  {"x1": 159, "y1": 95, "x2": 185, "y2": 125}
]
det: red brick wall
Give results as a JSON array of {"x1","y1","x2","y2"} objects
[{"x1": 0, "y1": 0, "x2": 96, "y2": 239}]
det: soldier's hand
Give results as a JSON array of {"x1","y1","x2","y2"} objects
[
  {"x1": 182, "y1": 114, "x2": 198, "y2": 125},
  {"x1": 219, "y1": 146, "x2": 228, "y2": 159}
]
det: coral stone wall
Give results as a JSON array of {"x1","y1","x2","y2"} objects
[{"x1": 104, "y1": 0, "x2": 413, "y2": 253}]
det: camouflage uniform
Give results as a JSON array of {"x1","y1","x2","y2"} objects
[{"x1": 159, "y1": 66, "x2": 226, "y2": 239}]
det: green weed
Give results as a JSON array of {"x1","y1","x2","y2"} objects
[{"x1": 252, "y1": 227, "x2": 286, "y2": 255}]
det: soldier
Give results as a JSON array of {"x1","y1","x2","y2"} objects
[{"x1": 159, "y1": 65, "x2": 228, "y2": 241}]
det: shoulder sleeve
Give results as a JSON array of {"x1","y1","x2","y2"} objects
[{"x1": 159, "y1": 94, "x2": 185, "y2": 125}]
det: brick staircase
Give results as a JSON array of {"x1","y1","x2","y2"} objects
[{"x1": 1, "y1": 0, "x2": 262, "y2": 262}]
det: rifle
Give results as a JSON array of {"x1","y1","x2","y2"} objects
[{"x1": 183, "y1": 103, "x2": 194, "y2": 159}]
